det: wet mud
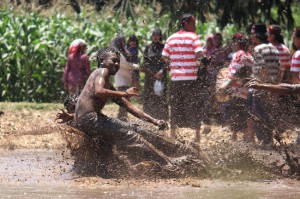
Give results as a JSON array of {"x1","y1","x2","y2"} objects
[{"x1": 1, "y1": 103, "x2": 300, "y2": 186}]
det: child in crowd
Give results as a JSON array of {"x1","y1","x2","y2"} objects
[{"x1": 125, "y1": 35, "x2": 140, "y2": 88}]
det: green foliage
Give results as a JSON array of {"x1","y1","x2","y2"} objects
[
  {"x1": 0, "y1": 7, "x2": 238, "y2": 102},
  {"x1": 0, "y1": 9, "x2": 171, "y2": 102}
]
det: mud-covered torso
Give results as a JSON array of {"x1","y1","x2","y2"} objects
[{"x1": 75, "y1": 68, "x2": 110, "y2": 119}]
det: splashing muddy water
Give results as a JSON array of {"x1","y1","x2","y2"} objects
[{"x1": 1, "y1": 103, "x2": 300, "y2": 198}]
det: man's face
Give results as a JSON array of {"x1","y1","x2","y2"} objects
[
  {"x1": 152, "y1": 33, "x2": 160, "y2": 43},
  {"x1": 103, "y1": 52, "x2": 120, "y2": 75},
  {"x1": 267, "y1": 31, "x2": 275, "y2": 43},
  {"x1": 214, "y1": 35, "x2": 222, "y2": 47},
  {"x1": 250, "y1": 33, "x2": 259, "y2": 46},
  {"x1": 184, "y1": 19, "x2": 196, "y2": 32},
  {"x1": 293, "y1": 31, "x2": 300, "y2": 49}
]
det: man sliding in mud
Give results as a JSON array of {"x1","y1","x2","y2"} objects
[{"x1": 56, "y1": 47, "x2": 200, "y2": 171}]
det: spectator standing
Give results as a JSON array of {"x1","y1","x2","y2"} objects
[
  {"x1": 125, "y1": 35, "x2": 140, "y2": 88},
  {"x1": 267, "y1": 25, "x2": 290, "y2": 82},
  {"x1": 290, "y1": 27, "x2": 300, "y2": 84},
  {"x1": 142, "y1": 29, "x2": 168, "y2": 120},
  {"x1": 222, "y1": 33, "x2": 254, "y2": 142},
  {"x1": 249, "y1": 24, "x2": 281, "y2": 146},
  {"x1": 62, "y1": 39, "x2": 90, "y2": 96},
  {"x1": 202, "y1": 32, "x2": 232, "y2": 132},
  {"x1": 110, "y1": 35, "x2": 140, "y2": 121},
  {"x1": 162, "y1": 13, "x2": 203, "y2": 142},
  {"x1": 202, "y1": 34, "x2": 215, "y2": 58}
]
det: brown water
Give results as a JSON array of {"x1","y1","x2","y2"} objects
[
  {"x1": 1, "y1": 149, "x2": 300, "y2": 199},
  {"x1": 1, "y1": 180, "x2": 300, "y2": 199}
]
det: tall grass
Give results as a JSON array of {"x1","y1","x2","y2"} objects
[{"x1": 0, "y1": 9, "x2": 237, "y2": 102}]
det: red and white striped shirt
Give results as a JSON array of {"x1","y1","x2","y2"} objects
[
  {"x1": 290, "y1": 50, "x2": 300, "y2": 83},
  {"x1": 271, "y1": 43, "x2": 290, "y2": 71},
  {"x1": 162, "y1": 30, "x2": 202, "y2": 81},
  {"x1": 228, "y1": 50, "x2": 252, "y2": 99}
]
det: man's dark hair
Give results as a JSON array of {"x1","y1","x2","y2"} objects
[
  {"x1": 96, "y1": 47, "x2": 120, "y2": 68},
  {"x1": 295, "y1": 27, "x2": 300, "y2": 38}
]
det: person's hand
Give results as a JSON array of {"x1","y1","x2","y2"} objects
[
  {"x1": 246, "y1": 79, "x2": 263, "y2": 89},
  {"x1": 156, "y1": 120, "x2": 169, "y2": 130},
  {"x1": 125, "y1": 87, "x2": 139, "y2": 98},
  {"x1": 55, "y1": 109, "x2": 74, "y2": 123},
  {"x1": 153, "y1": 70, "x2": 163, "y2": 80}
]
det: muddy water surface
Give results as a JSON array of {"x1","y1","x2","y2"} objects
[
  {"x1": 1, "y1": 104, "x2": 300, "y2": 198},
  {"x1": 1, "y1": 149, "x2": 300, "y2": 199}
]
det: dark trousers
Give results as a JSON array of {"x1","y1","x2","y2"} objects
[
  {"x1": 170, "y1": 80, "x2": 202, "y2": 129},
  {"x1": 250, "y1": 92, "x2": 276, "y2": 144}
]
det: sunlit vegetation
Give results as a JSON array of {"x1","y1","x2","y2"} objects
[{"x1": 1, "y1": 0, "x2": 299, "y2": 102}]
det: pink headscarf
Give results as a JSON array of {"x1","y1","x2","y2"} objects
[{"x1": 68, "y1": 39, "x2": 87, "y2": 55}]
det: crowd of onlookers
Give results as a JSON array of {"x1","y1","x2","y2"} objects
[{"x1": 62, "y1": 12, "x2": 300, "y2": 146}]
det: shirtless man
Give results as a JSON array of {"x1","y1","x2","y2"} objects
[{"x1": 57, "y1": 47, "x2": 197, "y2": 166}]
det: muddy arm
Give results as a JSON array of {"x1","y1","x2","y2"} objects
[
  {"x1": 248, "y1": 81, "x2": 300, "y2": 95},
  {"x1": 112, "y1": 97, "x2": 167, "y2": 129},
  {"x1": 94, "y1": 69, "x2": 138, "y2": 99}
]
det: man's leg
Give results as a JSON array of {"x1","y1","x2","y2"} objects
[
  {"x1": 170, "y1": 81, "x2": 182, "y2": 139},
  {"x1": 252, "y1": 95, "x2": 273, "y2": 145}
]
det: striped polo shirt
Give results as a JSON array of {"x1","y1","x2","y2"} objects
[
  {"x1": 252, "y1": 43, "x2": 280, "y2": 84},
  {"x1": 162, "y1": 30, "x2": 202, "y2": 81},
  {"x1": 271, "y1": 43, "x2": 290, "y2": 71},
  {"x1": 290, "y1": 50, "x2": 300, "y2": 82}
]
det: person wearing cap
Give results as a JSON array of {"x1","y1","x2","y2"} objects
[
  {"x1": 62, "y1": 39, "x2": 91, "y2": 96},
  {"x1": 142, "y1": 29, "x2": 169, "y2": 120},
  {"x1": 221, "y1": 33, "x2": 254, "y2": 142},
  {"x1": 249, "y1": 24, "x2": 281, "y2": 146},
  {"x1": 267, "y1": 25, "x2": 291, "y2": 82},
  {"x1": 162, "y1": 13, "x2": 203, "y2": 142}
]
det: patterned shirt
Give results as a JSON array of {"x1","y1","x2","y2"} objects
[
  {"x1": 162, "y1": 30, "x2": 202, "y2": 81},
  {"x1": 228, "y1": 50, "x2": 252, "y2": 99},
  {"x1": 271, "y1": 43, "x2": 290, "y2": 71},
  {"x1": 290, "y1": 50, "x2": 300, "y2": 83},
  {"x1": 252, "y1": 43, "x2": 280, "y2": 84}
]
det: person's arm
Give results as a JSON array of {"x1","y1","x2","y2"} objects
[
  {"x1": 94, "y1": 69, "x2": 139, "y2": 99},
  {"x1": 83, "y1": 55, "x2": 91, "y2": 80},
  {"x1": 111, "y1": 96, "x2": 167, "y2": 129},
  {"x1": 195, "y1": 51, "x2": 203, "y2": 60},
  {"x1": 248, "y1": 81, "x2": 300, "y2": 95},
  {"x1": 291, "y1": 72, "x2": 299, "y2": 84},
  {"x1": 62, "y1": 57, "x2": 71, "y2": 85}
]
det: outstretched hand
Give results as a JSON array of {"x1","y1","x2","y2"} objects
[
  {"x1": 245, "y1": 79, "x2": 263, "y2": 89},
  {"x1": 55, "y1": 109, "x2": 74, "y2": 123},
  {"x1": 157, "y1": 120, "x2": 169, "y2": 130},
  {"x1": 126, "y1": 87, "x2": 139, "y2": 98}
]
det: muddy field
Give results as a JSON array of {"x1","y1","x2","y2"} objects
[{"x1": 0, "y1": 102, "x2": 300, "y2": 189}]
